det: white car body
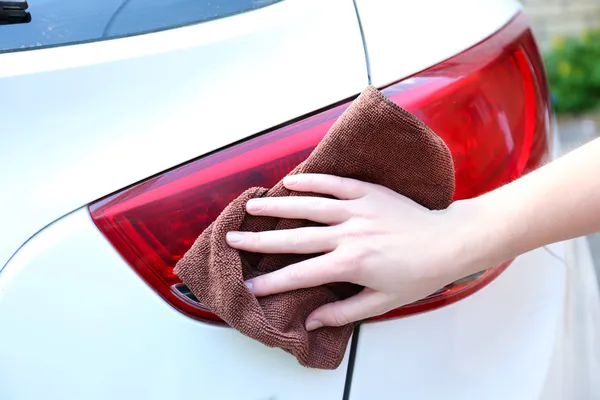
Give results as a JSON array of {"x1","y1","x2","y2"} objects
[{"x1": 0, "y1": 0, "x2": 599, "y2": 399}]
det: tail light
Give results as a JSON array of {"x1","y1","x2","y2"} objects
[{"x1": 90, "y1": 13, "x2": 550, "y2": 322}]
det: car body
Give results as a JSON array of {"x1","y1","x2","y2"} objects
[{"x1": 1, "y1": 0, "x2": 599, "y2": 399}]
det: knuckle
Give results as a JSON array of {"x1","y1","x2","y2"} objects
[
  {"x1": 339, "y1": 221, "x2": 367, "y2": 240},
  {"x1": 286, "y1": 266, "x2": 307, "y2": 283},
  {"x1": 339, "y1": 199, "x2": 355, "y2": 214},
  {"x1": 343, "y1": 200, "x2": 369, "y2": 219},
  {"x1": 302, "y1": 174, "x2": 316, "y2": 188},
  {"x1": 258, "y1": 200, "x2": 272, "y2": 214},
  {"x1": 261, "y1": 272, "x2": 280, "y2": 292},
  {"x1": 258, "y1": 272, "x2": 272, "y2": 288},
  {"x1": 333, "y1": 175, "x2": 352, "y2": 195},
  {"x1": 287, "y1": 230, "x2": 305, "y2": 248},
  {"x1": 343, "y1": 177, "x2": 368, "y2": 196},
  {"x1": 337, "y1": 245, "x2": 368, "y2": 278},
  {"x1": 307, "y1": 197, "x2": 325, "y2": 212},
  {"x1": 330, "y1": 309, "x2": 351, "y2": 327},
  {"x1": 333, "y1": 175, "x2": 345, "y2": 188},
  {"x1": 248, "y1": 232, "x2": 262, "y2": 248}
]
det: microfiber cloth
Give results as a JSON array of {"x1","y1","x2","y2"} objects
[{"x1": 174, "y1": 85, "x2": 455, "y2": 369}]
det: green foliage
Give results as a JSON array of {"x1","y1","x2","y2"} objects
[{"x1": 545, "y1": 29, "x2": 600, "y2": 115}]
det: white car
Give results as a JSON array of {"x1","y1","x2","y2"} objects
[{"x1": 1, "y1": 0, "x2": 599, "y2": 399}]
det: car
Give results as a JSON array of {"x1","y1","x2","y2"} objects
[{"x1": 1, "y1": 0, "x2": 599, "y2": 399}]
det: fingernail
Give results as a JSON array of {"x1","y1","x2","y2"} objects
[
  {"x1": 245, "y1": 280, "x2": 254, "y2": 291},
  {"x1": 306, "y1": 320, "x2": 323, "y2": 331},
  {"x1": 283, "y1": 176, "x2": 299, "y2": 186},
  {"x1": 246, "y1": 199, "x2": 264, "y2": 212},
  {"x1": 226, "y1": 232, "x2": 244, "y2": 243}
]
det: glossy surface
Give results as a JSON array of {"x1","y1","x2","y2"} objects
[
  {"x1": 351, "y1": 127, "x2": 600, "y2": 399},
  {"x1": 4, "y1": 1, "x2": 594, "y2": 399},
  {"x1": 350, "y1": 243, "x2": 572, "y2": 400},
  {"x1": 2, "y1": 211, "x2": 597, "y2": 399},
  {"x1": 90, "y1": 12, "x2": 548, "y2": 323},
  {"x1": 0, "y1": 0, "x2": 367, "y2": 271},
  {"x1": 0, "y1": 209, "x2": 350, "y2": 399},
  {"x1": 90, "y1": 101, "x2": 349, "y2": 322},
  {"x1": 0, "y1": 0, "x2": 281, "y2": 52},
  {"x1": 383, "y1": 13, "x2": 550, "y2": 201},
  {"x1": 355, "y1": 0, "x2": 522, "y2": 87}
]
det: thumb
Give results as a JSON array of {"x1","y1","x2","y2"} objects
[{"x1": 305, "y1": 289, "x2": 389, "y2": 331}]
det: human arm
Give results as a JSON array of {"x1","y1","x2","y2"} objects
[{"x1": 226, "y1": 137, "x2": 600, "y2": 330}]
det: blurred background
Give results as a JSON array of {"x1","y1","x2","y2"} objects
[
  {"x1": 523, "y1": 0, "x2": 600, "y2": 279},
  {"x1": 524, "y1": 0, "x2": 600, "y2": 130}
]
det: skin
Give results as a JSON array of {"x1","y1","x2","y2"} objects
[{"x1": 226, "y1": 137, "x2": 600, "y2": 331}]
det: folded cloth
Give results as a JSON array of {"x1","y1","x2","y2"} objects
[{"x1": 174, "y1": 85, "x2": 455, "y2": 369}]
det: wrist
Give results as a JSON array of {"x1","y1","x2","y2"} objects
[{"x1": 446, "y1": 196, "x2": 518, "y2": 279}]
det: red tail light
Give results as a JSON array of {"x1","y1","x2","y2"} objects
[{"x1": 90, "y1": 13, "x2": 550, "y2": 322}]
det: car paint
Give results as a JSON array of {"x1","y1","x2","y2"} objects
[
  {"x1": 2, "y1": 0, "x2": 598, "y2": 399},
  {"x1": 345, "y1": 2, "x2": 598, "y2": 398},
  {"x1": 346, "y1": 120, "x2": 600, "y2": 399},
  {"x1": 354, "y1": 0, "x2": 522, "y2": 87},
  {"x1": 0, "y1": 0, "x2": 368, "y2": 271},
  {"x1": 0, "y1": 0, "x2": 521, "y2": 273},
  {"x1": 0, "y1": 208, "x2": 350, "y2": 399},
  {"x1": 349, "y1": 240, "x2": 597, "y2": 400}
]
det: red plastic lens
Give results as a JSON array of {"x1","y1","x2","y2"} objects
[{"x1": 90, "y1": 13, "x2": 550, "y2": 322}]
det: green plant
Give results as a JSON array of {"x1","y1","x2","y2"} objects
[{"x1": 544, "y1": 29, "x2": 600, "y2": 114}]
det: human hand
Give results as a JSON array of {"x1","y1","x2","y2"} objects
[{"x1": 226, "y1": 174, "x2": 490, "y2": 331}]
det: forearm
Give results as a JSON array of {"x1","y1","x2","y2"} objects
[{"x1": 462, "y1": 137, "x2": 600, "y2": 274}]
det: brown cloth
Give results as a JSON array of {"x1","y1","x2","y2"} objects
[{"x1": 174, "y1": 85, "x2": 455, "y2": 369}]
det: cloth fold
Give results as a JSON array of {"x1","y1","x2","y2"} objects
[{"x1": 174, "y1": 85, "x2": 455, "y2": 369}]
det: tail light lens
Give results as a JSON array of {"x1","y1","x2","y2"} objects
[{"x1": 90, "y1": 13, "x2": 550, "y2": 322}]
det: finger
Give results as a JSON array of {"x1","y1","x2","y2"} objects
[
  {"x1": 246, "y1": 196, "x2": 352, "y2": 225},
  {"x1": 283, "y1": 174, "x2": 370, "y2": 200},
  {"x1": 226, "y1": 226, "x2": 337, "y2": 254},
  {"x1": 246, "y1": 252, "x2": 347, "y2": 297},
  {"x1": 305, "y1": 289, "x2": 389, "y2": 330}
]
